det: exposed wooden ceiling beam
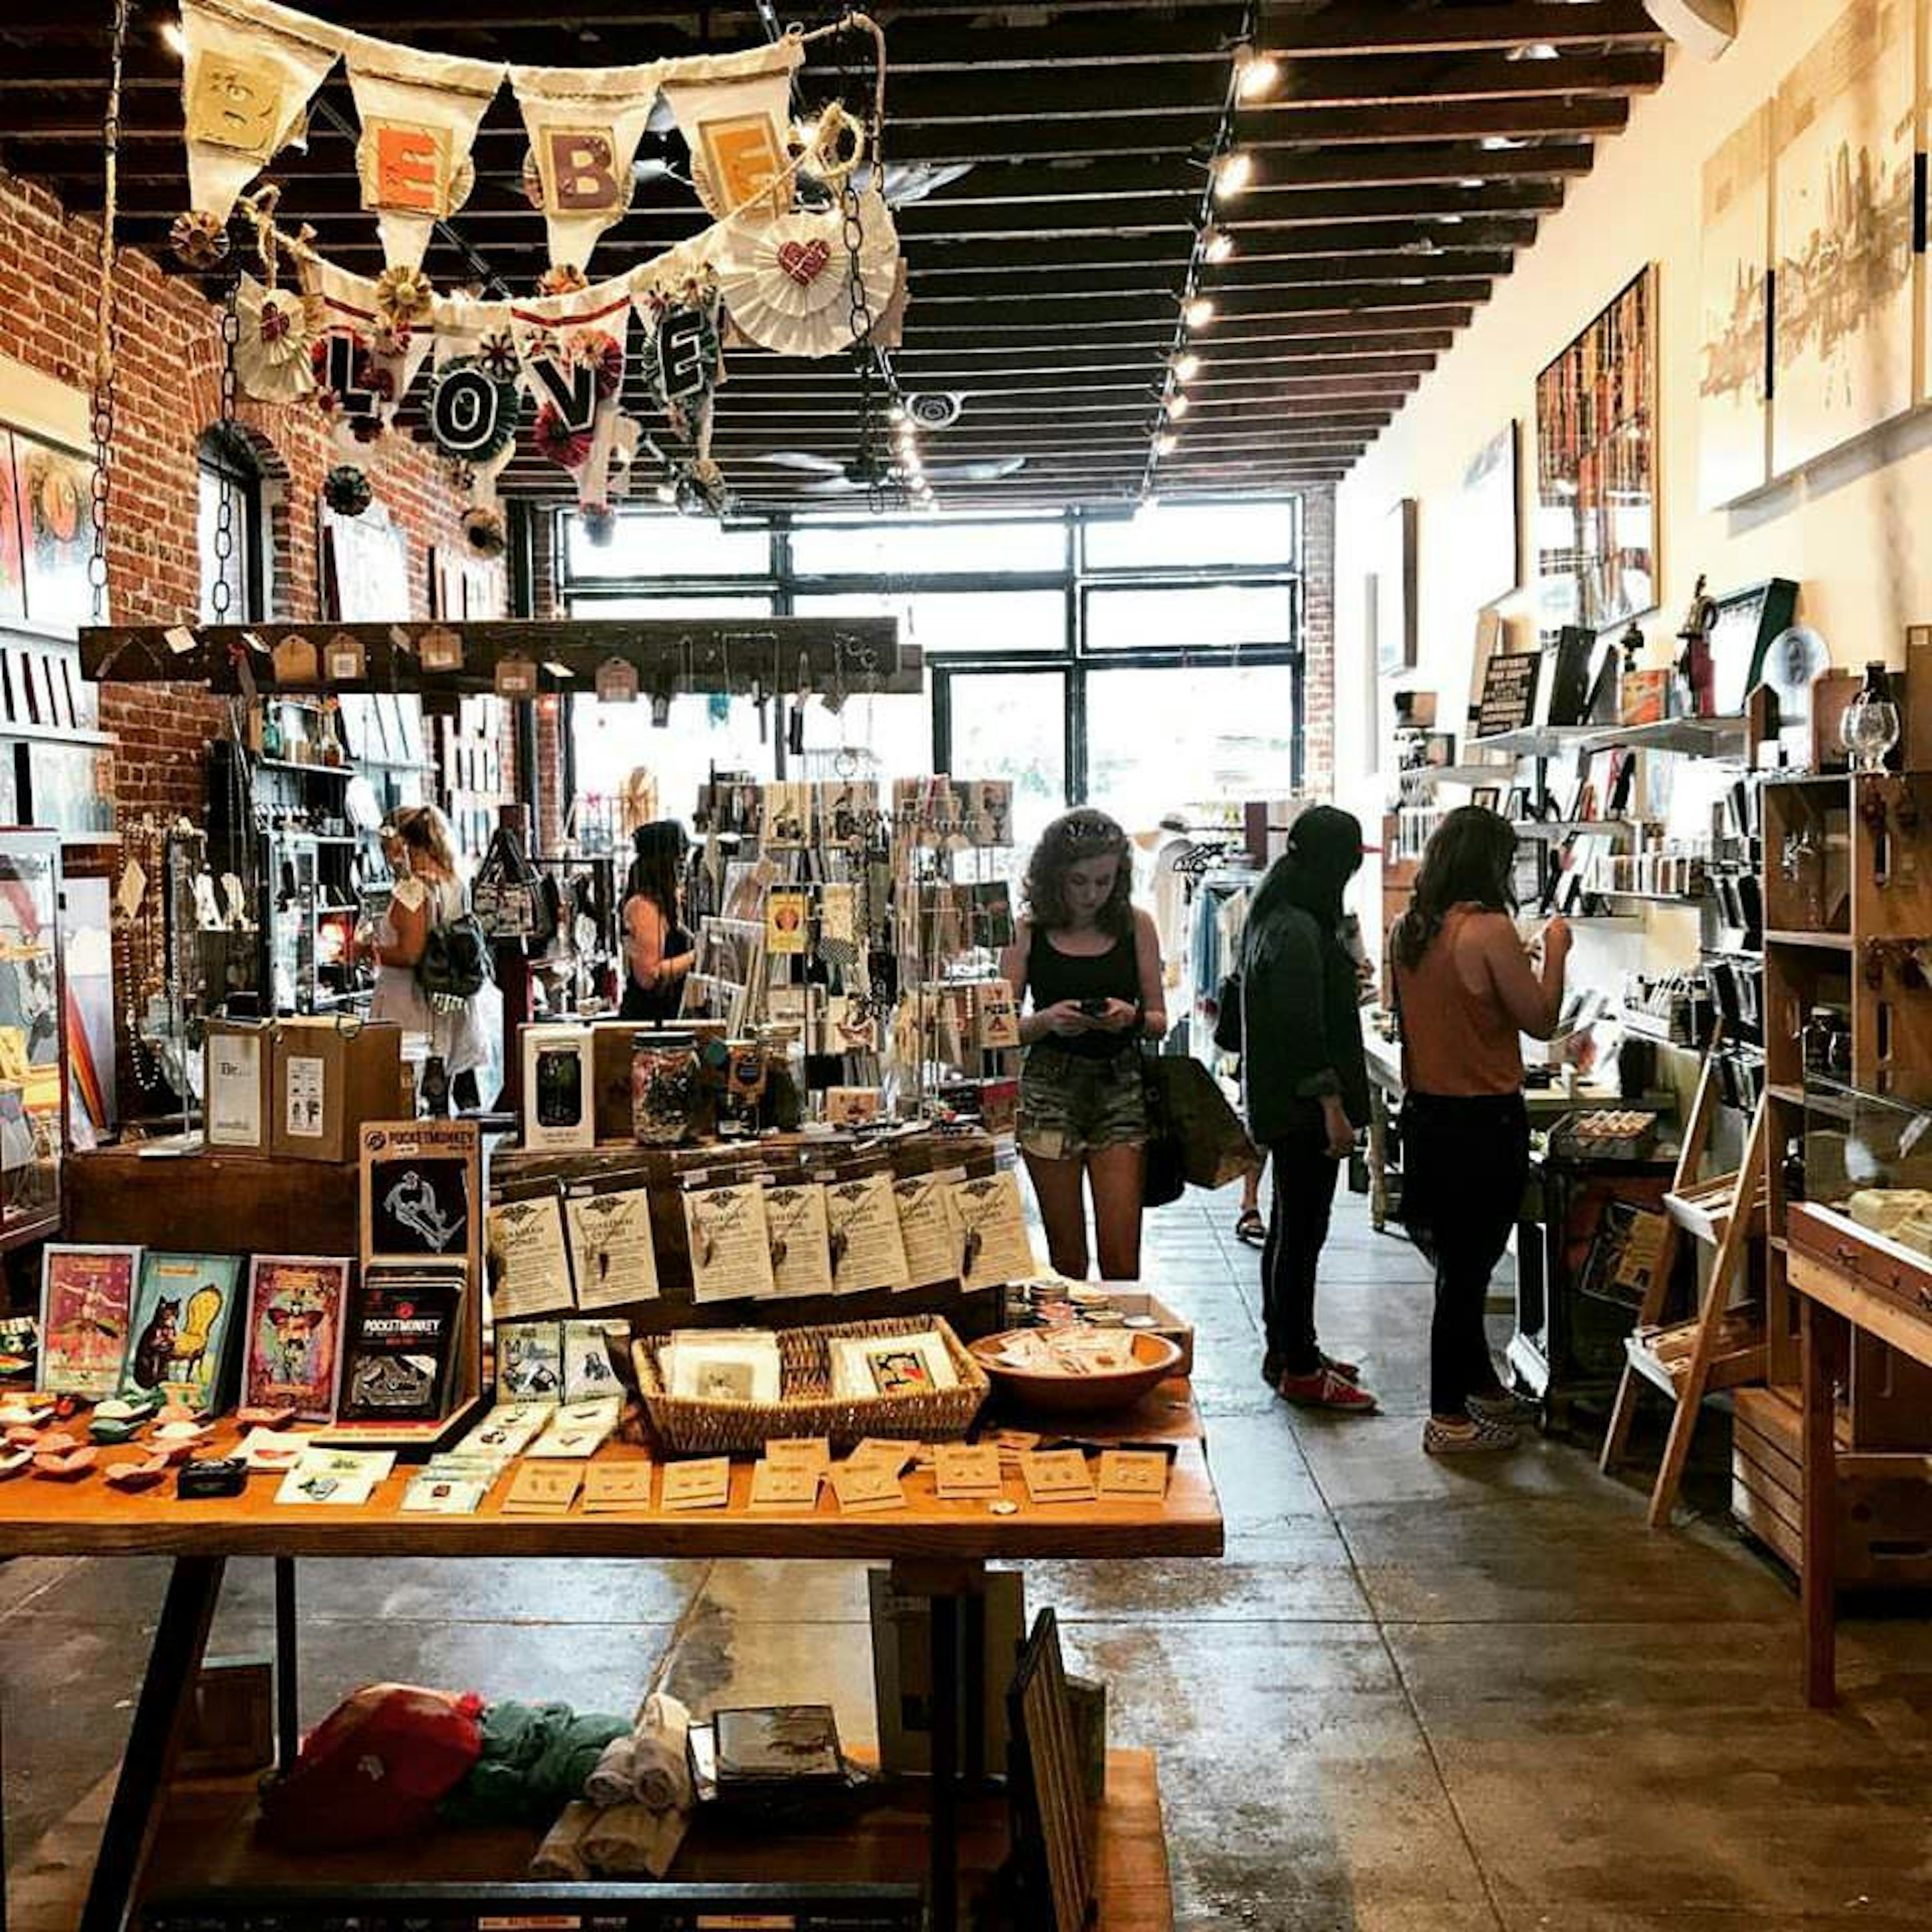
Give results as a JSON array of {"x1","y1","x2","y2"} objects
[
  {"x1": 1234, "y1": 96, "x2": 1629, "y2": 143},
  {"x1": 1255, "y1": 2, "x2": 1665, "y2": 56},
  {"x1": 1239, "y1": 49, "x2": 1663, "y2": 110}
]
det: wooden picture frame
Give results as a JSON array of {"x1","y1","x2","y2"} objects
[{"x1": 1007, "y1": 1607, "x2": 1092, "y2": 1932}]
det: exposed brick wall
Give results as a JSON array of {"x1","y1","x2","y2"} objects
[
  {"x1": 0, "y1": 163, "x2": 503, "y2": 828},
  {"x1": 1301, "y1": 484, "x2": 1335, "y2": 799}
]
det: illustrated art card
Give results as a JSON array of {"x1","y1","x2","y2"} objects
[
  {"x1": 242, "y1": 1255, "x2": 351, "y2": 1423},
  {"x1": 118, "y1": 1251, "x2": 245, "y2": 1415},
  {"x1": 39, "y1": 1244, "x2": 140, "y2": 1401},
  {"x1": 496, "y1": 1321, "x2": 565, "y2": 1403}
]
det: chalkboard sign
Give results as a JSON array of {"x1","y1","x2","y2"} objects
[{"x1": 1478, "y1": 651, "x2": 1541, "y2": 737}]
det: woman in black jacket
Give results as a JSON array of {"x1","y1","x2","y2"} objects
[{"x1": 1241, "y1": 806, "x2": 1378, "y2": 1414}]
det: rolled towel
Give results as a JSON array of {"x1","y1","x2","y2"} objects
[
  {"x1": 530, "y1": 1800, "x2": 596, "y2": 1881},
  {"x1": 585, "y1": 1733, "x2": 638, "y2": 1809},
  {"x1": 631, "y1": 1692, "x2": 693, "y2": 1813},
  {"x1": 581, "y1": 1799, "x2": 688, "y2": 1879}
]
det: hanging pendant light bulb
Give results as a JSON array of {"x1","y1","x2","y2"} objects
[
  {"x1": 1203, "y1": 228, "x2": 1235, "y2": 265},
  {"x1": 1183, "y1": 295, "x2": 1216, "y2": 330},
  {"x1": 1214, "y1": 151, "x2": 1254, "y2": 199},
  {"x1": 1155, "y1": 432, "x2": 1178, "y2": 455},
  {"x1": 1237, "y1": 51, "x2": 1281, "y2": 100},
  {"x1": 1174, "y1": 352, "x2": 1201, "y2": 382},
  {"x1": 1165, "y1": 392, "x2": 1189, "y2": 420}
]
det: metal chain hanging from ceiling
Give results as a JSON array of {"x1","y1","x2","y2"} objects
[{"x1": 87, "y1": 0, "x2": 132, "y2": 622}]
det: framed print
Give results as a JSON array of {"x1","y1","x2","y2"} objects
[
  {"x1": 1376, "y1": 498, "x2": 1418, "y2": 674},
  {"x1": 11, "y1": 429, "x2": 92, "y2": 632},
  {"x1": 119, "y1": 1251, "x2": 245, "y2": 1415},
  {"x1": 1535, "y1": 267, "x2": 1657, "y2": 632},
  {"x1": 1470, "y1": 787, "x2": 1501, "y2": 813},
  {"x1": 39, "y1": 1243, "x2": 139, "y2": 1400},
  {"x1": 0, "y1": 430, "x2": 26, "y2": 625},
  {"x1": 1775, "y1": 0, "x2": 1913, "y2": 470},
  {"x1": 1698, "y1": 103, "x2": 1773, "y2": 507},
  {"x1": 1460, "y1": 423, "x2": 1520, "y2": 608}
]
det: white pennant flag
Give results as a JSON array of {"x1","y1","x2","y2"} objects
[
  {"x1": 308, "y1": 257, "x2": 438, "y2": 448},
  {"x1": 343, "y1": 33, "x2": 506, "y2": 272},
  {"x1": 659, "y1": 38, "x2": 807, "y2": 224},
  {"x1": 179, "y1": 0, "x2": 346, "y2": 226},
  {"x1": 427, "y1": 293, "x2": 522, "y2": 518},
  {"x1": 509, "y1": 272, "x2": 640, "y2": 508},
  {"x1": 510, "y1": 59, "x2": 669, "y2": 276}
]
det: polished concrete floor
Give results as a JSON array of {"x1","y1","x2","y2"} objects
[{"x1": 6, "y1": 1184, "x2": 1932, "y2": 1928}]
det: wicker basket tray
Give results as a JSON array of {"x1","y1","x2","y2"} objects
[{"x1": 632, "y1": 1316, "x2": 990, "y2": 1455}]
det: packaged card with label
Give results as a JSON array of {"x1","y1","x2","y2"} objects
[
  {"x1": 501, "y1": 1462, "x2": 583, "y2": 1514},
  {"x1": 749, "y1": 1460, "x2": 823, "y2": 1511},
  {"x1": 763, "y1": 1436, "x2": 831, "y2": 1475},
  {"x1": 582, "y1": 1462, "x2": 655, "y2": 1513},
  {"x1": 933, "y1": 1441, "x2": 1004, "y2": 1500},
  {"x1": 527, "y1": 1396, "x2": 623, "y2": 1459},
  {"x1": 765, "y1": 887, "x2": 810, "y2": 957},
  {"x1": 495, "y1": 1321, "x2": 564, "y2": 1405},
  {"x1": 764, "y1": 1183, "x2": 834, "y2": 1300},
  {"x1": 892, "y1": 1175, "x2": 964, "y2": 1291},
  {"x1": 401, "y1": 1471, "x2": 490, "y2": 1515},
  {"x1": 950, "y1": 1171, "x2": 1038, "y2": 1292},
  {"x1": 973, "y1": 980, "x2": 1022, "y2": 1052},
  {"x1": 829, "y1": 1460, "x2": 907, "y2": 1514},
  {"x1": 825, "y1": 1170, "x2": 910, "y2": 1295},
  {"x1": 561, "y1": 1319, "x2": 629, "y2": 1405},
  {"x1": 1097, "y1": 1450, "x2": 1171, "y2": 1500},
  {"x1": 661, "y1": 1456, "x2": 733, "y2": 1511},
  {"x1": 565, "y1": 1179, "x2": 660, "y2": 1310},
  {"x1": 486, "y1": 1187, "x2": 575, "y2": 1319},
  {"x1": 846, "y1": 1437, "x2": 920, "y2": 1478},
  {"x1": 1019, "y1": 1448, "x2": 1095, "y2": 1505},
  {"x1": 683, "y1": 1183, "x2": 777, "y2": 1304}
]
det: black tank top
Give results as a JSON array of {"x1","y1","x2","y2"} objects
[{"x1": 1026, "y1": 923, "x2": 1139, "y2": 1059}]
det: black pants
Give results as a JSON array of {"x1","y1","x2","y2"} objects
[
  {"x1": 1262, "y1": 1122, "x2": 1341, "y2": 1376},
  {"x1": 1402, "y1": 1092, "x2": 1528, "y2": 1417}
]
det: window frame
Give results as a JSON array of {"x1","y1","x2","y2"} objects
[
  {"x1": 197, "y1": 426, "x2": 269, "y2": 625},
  {"x1": 553, "y1": 501, "x2": 1306, "y2": 804}
]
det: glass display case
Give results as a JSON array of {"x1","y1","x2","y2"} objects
[
  {"x1": 0, "y1": 829, "x2": 66, "y2": 1250},
  {"x1": 1797, "y1": 1076, "x2": 1932, "y2": 1258}
]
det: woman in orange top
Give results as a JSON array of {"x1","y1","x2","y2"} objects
[{"x1": 1391, "y1": 807, "x2": 1570, "y2": 1455}]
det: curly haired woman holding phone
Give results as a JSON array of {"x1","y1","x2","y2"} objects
[{"x1": 1000, "y1": 809, "x2": 1167, "y2": 1281}]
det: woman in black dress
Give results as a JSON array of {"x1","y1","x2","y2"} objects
[{"x1": 618, "y1": 821, "x2": 696, "y2": 1024}]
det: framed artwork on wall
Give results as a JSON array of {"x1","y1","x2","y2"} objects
[
  {"x1": 1459, "y1": 423, "x2": 1519, "y2": 608},
  {"x1": 1376, "y1": 498, "x2": 1417, "y2": 674},
  {"x1": 0, "y1": 432, "x2": 25, "y2": 625},
  {"x1": 321, "y1": 500, "x2": 410, "y2": 623},
  {"x1": 1774, "y1": 0, "x2": 1913, "y2": 472},
  {"x1": 1697, "y1": 102, "x2": 1773, "y2": 509},
  {"x1": 10, "y1": 428, "x2": 92, "y2": 633},
  {"x1": 1535, "y1": 266, "x2": 1657, "y2": 634}
]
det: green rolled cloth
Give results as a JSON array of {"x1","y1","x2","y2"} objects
[{"x1": 439, "y1": 1699, "x2": 632, "y2": 1826}]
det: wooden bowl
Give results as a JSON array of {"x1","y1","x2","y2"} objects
[{"x1": 968, "y1": 1328, "x2": 1183, "y2": 1416}]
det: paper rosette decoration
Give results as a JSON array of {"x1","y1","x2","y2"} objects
[
  {"x1": 710, "y1": 190, "x2": 899, "y2": 359},
  {"x1": 510, "y1": 58, "x2": 664, "y2": 275},
  {"x1": 346, "y1": 33, "x2": 503, "y2": 272},
  {"x1": 178, "y1": 0, "x2": 345, "y2": 229},
  {"x1": 234, "y1": 274, "x2": 320, "y2": 404}
]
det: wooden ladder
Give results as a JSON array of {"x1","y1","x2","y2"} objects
[{"x1": 1600, "y1": 1043, "x2": 1770, "y2": 1528}]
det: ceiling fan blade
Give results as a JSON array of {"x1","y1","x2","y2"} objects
[
  {"x1": 930, "y1": 457, "x2": 1028, "y2": 482},
  {"x1": 749, "y1": 451, "x2": 845, "y2": 472}
]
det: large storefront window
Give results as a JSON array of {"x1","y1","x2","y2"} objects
[{"x1": 560, "y1": 502, "x2": 1305, "y2": 841}]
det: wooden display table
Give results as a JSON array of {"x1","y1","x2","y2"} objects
[
  {"x1": 1787, "y1": 1205, "x2": 1932, "y2": 1707},
  {"x1": 0, "y1": 1381, "x2": 1220, "y2": 1931}
]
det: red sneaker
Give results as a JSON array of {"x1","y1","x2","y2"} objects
[{"x1": 1277, "y1": 1366, "x2": 1379, "y2": 1413}]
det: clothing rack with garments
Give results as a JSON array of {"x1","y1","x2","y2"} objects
[{"x1": 1183, "y1": 867, "x2": 1265, "y2": 1066}]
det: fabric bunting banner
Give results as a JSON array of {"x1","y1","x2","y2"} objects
[
  {"x1": 307, "y1": 257, "x2": 439, "y2": 448},
  {"x1": 427, "y1": 294, "x2": 525, "y2": 522},
  {"x1": 179, "y1": 0, "x2": 345, "y2": 226},
  {"x1": 510, "y1": 60, "x2": 668, "y2": 275},
  {"x1": 659, "y1": 37, "x2": 808, "y2": 224},
  {"x1": 508, "y1": 275, "x2": 639, "y2": 509},
  {"x1": 344, "y1": 33, "x2": 504, "y2": 272}
]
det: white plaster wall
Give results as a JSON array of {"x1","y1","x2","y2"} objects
[{"x1": 1336, "y1": 0, "x2": 1929, "y2": 976}]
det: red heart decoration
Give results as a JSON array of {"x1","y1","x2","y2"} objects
[{"x1": 777, "y1": 239, "x2": 832, "y2": 287}]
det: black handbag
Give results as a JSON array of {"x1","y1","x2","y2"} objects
[
  {"x1": 1141, "y1": 1056, "x2": 1187, "y2": 1208},
  {"x1": 1211, "y1": 971, "x2": 1243, "y2": 1054}
]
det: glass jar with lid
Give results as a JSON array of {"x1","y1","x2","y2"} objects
[{"x1": 631, "y1": 1029, "x2": 700, "y2": 1146}]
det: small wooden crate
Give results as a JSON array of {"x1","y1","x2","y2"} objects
[{"x1": 633, "y1": 1316, "x2": 989, "y2": 1455}]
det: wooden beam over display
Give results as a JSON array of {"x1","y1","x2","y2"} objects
[
  {"x1": 1256, "y1": 1, "x2": 1667, "y2": 56},
  {"x1": 79, "y1": 620, "x2": 911, "y2": 698}
]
